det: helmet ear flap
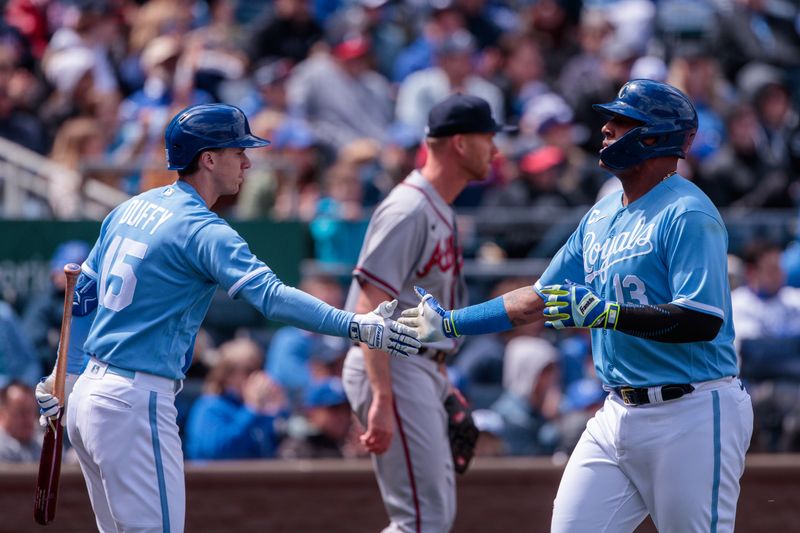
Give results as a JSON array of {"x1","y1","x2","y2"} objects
[{"x1": 682, "y1": 131, "x2": 697, "y2": 154}]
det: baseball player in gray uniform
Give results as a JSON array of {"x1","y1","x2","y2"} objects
[{"x1": 342, "y1": 94, "x2": 514, "y2": 533}]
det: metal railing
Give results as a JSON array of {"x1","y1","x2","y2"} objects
[{"x1": 0, "y1": 137, "x2": 129, "y2": 220}]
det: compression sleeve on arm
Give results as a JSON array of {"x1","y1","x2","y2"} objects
[
  {"x1": 66, "y1": 271, "x2": 98, "y2": 375},
  {"x1": 451, "y1": 296, "x2": 514, "y2": 336},
  {"x1": 235, "y1": 269, "x2": 355, "y2": 338},
  {"x1": 615, "y1": 303, "x2": 722, "y2": 343}
]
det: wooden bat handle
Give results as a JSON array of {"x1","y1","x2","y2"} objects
[{"x1": 54, "y1": 263, "x2": 81, "y2": 403}]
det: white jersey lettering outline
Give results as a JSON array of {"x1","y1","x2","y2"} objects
[{"x1": 584, "y1": 217, "x2": 656, "y2": 283}]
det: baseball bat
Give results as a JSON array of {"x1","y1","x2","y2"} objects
[{"x1": 34, "y1": 263, "x2": 81, "y2": 526}]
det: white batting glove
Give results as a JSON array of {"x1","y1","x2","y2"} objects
[
  {"x1": 36, "y1": 373, "x2": 78, "y2": 428},
  {"x1": 397, "y1": 287, "x2": 451, "y2": 343},
  {"x1": 350, "y1": 300, "x2": 422, "y2": 358}
]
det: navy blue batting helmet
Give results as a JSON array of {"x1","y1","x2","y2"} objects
[
  {"x1": 593, "y1": 79, "x2": 698, "y2": 171},
  {"x1": 165, "y1": 104, "x2": 270, "y2": 171}
]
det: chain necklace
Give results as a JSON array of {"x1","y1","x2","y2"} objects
[{"x1": 662, "y1": 170, "x2": 677, "y2": 182}]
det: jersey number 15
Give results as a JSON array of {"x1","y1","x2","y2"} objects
[{"x1": 99, "y1": 236, "x2": 148, "y2": 312}]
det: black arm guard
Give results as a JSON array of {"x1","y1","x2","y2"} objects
[{"x1": 616, "y1": 303, "x2": 722, "y2": 343}]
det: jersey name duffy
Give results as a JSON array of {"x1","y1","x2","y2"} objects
[
  {"x1": 584, "y1": 217, "x2": 655, "y2": 284},
  {"x1": 116, "y1": 199, "x2": 174, "y2": 235}
]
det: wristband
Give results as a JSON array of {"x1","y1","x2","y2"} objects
[{"x1": 451, "y1": 296, "x2": 513, "y2": 336}]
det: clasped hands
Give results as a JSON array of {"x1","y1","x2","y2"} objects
[{"x1": 397, "y1": 281, "x2": 619, "y2": 343}]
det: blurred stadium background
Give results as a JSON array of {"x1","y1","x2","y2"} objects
[{"x1": 2, "y1": 0, "x2": 800, "y2": 530}]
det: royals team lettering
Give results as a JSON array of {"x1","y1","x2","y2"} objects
[
  {"x1": 584, "y1": 217, "x2": 655, "y2": 283},
  {"x1": 117, "y1": 200, "x2": 174, "y2": 235}
]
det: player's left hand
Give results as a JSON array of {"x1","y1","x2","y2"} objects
[
  {"x1": 351, "y1": 300, "x2": 422, "y2": 357},
  {"x1": 540, "y1": 281, "x2": 620, "y2": 330},
  {"x1": 397, "y1": 286, "x2": 458, "y2": 343}
]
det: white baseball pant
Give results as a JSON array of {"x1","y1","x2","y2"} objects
[
  {"x1": 67, "y1": 358, "x2": 184, "y2": 532},
  {"x1": 551, "y1": 377, "x2": 753, "y2": 533}
]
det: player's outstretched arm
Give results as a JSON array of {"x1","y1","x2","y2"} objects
[
  {"x1": 540, "y1": 280, "x2": 723, "y2": 342},
  {"x1": 398, "y1": 285, "x2": 544, "y2": 342}
]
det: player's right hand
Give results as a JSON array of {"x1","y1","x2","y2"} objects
[
  {"x1": 35, "y1": 373, "x2": 78, "y2": 428},
  {"x1": 397, "y1": 286, "x2": 458, "y2": 343},
  {"x1": 350, "y1": 300, "x2": 422, "y2": 358},
  {"x1": 35, "y1": 375, "x2": 60, "y2": 426},
  {"x1": 361, "y1": 396, "x2": 394, "y2": 454}
]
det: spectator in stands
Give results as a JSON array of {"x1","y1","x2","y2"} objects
[
  {"x1": 732, "y1": 240, "x2": 800, "y2": 452},
  {"x1": 481, "y1": 145, "x2": 577, "y2": 258},
  {"x1": 233, "y1": 109, "x2": 291, "y2": 219},
  {"x1": 396, "y1": 29, "x2": 504, "y2": 133},
  {"x1": 278, "y1": 377, "x2": 352, "y2": 459},
  {"x1": 45, "y1": 1, "x2": 121, "y2": 98},
  {"x1": 519, "y1": 92, "x2": 604, "y2": 203},
  {"x1": 557, "y1": 7, "x2": 613, "y2": 112},
  {"x1": 0, "y1": 381, "x2": 41, "y2": 463},
  {"x1": 452, "y1": 278, "x2": 537, "y2": 410},
  {"x1": 266, "y1": 275, "x2": 345, "y2": 409},
  {"x1": 325, "y1": 0, "x2": 406, "y2": 81},
  {"x1": 185, "y1": 338, "x2": 287, "y2": 460},
  {"x1": 743, "y1": 64, "x2": 800, "y2": 195},
  {"x1": 561, "y1": 31, "x2": 636, "y2": 153},
  {"x1": 114, "y1": 34, "x2": 214, "y2": 192},
  {"x1": 489, "y1": 335, "x2": 561, "y2": 456},
  {"x1": 184, "y1": 0, "x2": 249, "y2": 102},
  {"x1": 452, "y1": 0, "x2": 503, "y2": 50},
  {"x1": 48, "y1": 117, "x2": 108, "y2": 218},
  {"x1": 246, "y1": 0, "x2": 323, "y2": 64},
  {"x1": 698, "y1": 103, "x2": 787, "y2": 208},
  {"x1": 366, "y1": 122, "x2": 422, "y2": 205},
  {"x1": 287, "y1": 32, "x2": 393, "y2": 153},
  {"x1": 0, "y1": 301, "x2": 39, "y2": 389},
  {"x1": 22, "y1": 241, "x2": 90, "y2": 373},
  {"x1": 0, "y1": 41, "x2": 47, "y2": 154},
  {"x1": 666, "y1": 42, "x2": 734, "y2": 168},
  {"x1": 493, "y1": 33, "x2": 548, "y2": 124},
  {"x1": 269, "y1": 117, "x2": 325, "y2": 221},
  {"x1": 39, "y1": 47, "x2": 98, "y2": 149},
  {"x1": 118, "y1": 0, "x2": 193, "y2": 93},
  {"x1": 392, "y1": 3, "x2": 466, "y2": 83},
  {"x1": 716, "y1": 0, "x2": 800, "y2": 78},
  {"x1": 310, "y1": 162, "x2": 368, "y2": 266},
  {"x1": 239, "y1": 58, "x2": 293, "y2": 116}
]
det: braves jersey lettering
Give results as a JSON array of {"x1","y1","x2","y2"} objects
[
  {"x1": 584, "y1": 217, "x2": 655, "y2": 283},
  {"x1": 416, "y1": 235, "x2": 461, "y2": 278}
]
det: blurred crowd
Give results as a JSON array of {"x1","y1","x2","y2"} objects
[
  {"x1": 3, "y1": 0, "x2": 800, "y2": 462},
  {"x1": 1, "y1": 0, "x2": 800, "y2": 248}
]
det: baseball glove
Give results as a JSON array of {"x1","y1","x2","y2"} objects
[{"x1": 444, "y1": 389, "x2": 479, "y2": 474}]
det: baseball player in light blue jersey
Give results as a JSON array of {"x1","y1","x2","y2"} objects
[
  {"x1": 400, "y1": 80, "x2": 753, "y2": 533},
  {"x1": 34, "y1": 103, "x2": 420, "y2": 533}
]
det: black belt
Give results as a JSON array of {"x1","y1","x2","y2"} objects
[{"x1": 615, "y1": 384, "x2": 695, "y2": 406}]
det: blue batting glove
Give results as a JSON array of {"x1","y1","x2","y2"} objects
[{"x1": 540, "y1": 281, "x2": 620, "y2": 330}]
